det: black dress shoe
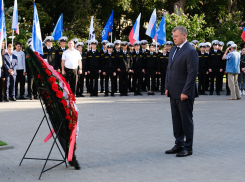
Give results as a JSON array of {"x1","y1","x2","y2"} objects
[
  {"x1": 176, "y1": 150, "x2": 193, "y2": 157},
  {"x1": 216, "y1": 92, "x2": 220, "y2": 95},
  {"x1": 19, "y1": 96, "x2": 27, "y2": 100},
  {"x1": 147, "y1": 92, "x2": 151, "y2": 95},
  {"x1": 209, "y1": 92, "x2": 213, "y2": 95},
  {"x1": 34, "y1": 96, "x2": 38, "y2": 99},
  {"x1": 80, "y1": 94, "x2": 85, "y2": 97},
  {"x1": 226, "y1": 92, "x2": 231, "y2": 96},
  {"x1": 104, "y1": 93, "x2": 108, "y2": 97},
  {"x1": 111, "y1": 93, "x2": 115, "y2": 97},
  {"x1": 120, "y1": 93, "x2": 123, "y2": 96},
  {"x1": 100, "y1": 90, "x2": 104, "y2": 93},
  {"x1": 68, "y1": 160, "x2": 81, "y2": 170},
  {"x1": 124, "y1": 93, "x2": 129, "y2": 96},
  {"x1": 4, "y1": 99, "x2": 9, "y2": 102},
  {"x1": 137, "y1": 92, "x2": 143, "y2": 96},
  {"x1": 151, "y1": 92, "x2": 155, "y2": 95},
  {"x1": 10, "y1": 98, "x2": 16, "y2": 101},
  {"x1": 165, "y1": 146, "x2": 183, "y2": 154},
  {"x1": 134, "y1": 93, "x2": 137, "y2": 96},
  {"x1": 203, "y1": 92, "x2": 208, "y2": 95}
]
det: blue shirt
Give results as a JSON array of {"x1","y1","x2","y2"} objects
[{"x1": 225, "y1": 50, "x2": 240, "y2": 74}]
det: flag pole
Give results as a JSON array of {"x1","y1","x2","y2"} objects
[
  {"x1": 12, "y1": 30, "x2": 14, "y2": 45},
  {"x1": 111, "y1": 32, "x2": 112, "y2": 43}
]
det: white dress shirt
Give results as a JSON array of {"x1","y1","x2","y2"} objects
[
  {"x1": 13, "y1": 50, "x2": 26, "y2": 72},
  {"x1": 62, "y1": 49, "x2": 82, "y2": 69}
]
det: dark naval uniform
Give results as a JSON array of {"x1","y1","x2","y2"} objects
[
  {"x1": 100, "y1": 49, "x2": 107, "y2": 93},
  {"x1": 198, "y1": 52, "x2": 209, "y2": 94},
  {"x1": 158, "y1": 52, "x2": 169, "y2": 94},
  {"x1": 141, "y1": 49, "x2": 149, "y2": 91},
  {"x1": 145, "y1": 51, "x2": 158, "y2": 92},
  {"x1": 43, "y1": 46, "x2": 58, "y2": 70},
  {"x1": 77, "y1": 51, "x2": 87, "y2": 96},
  {"x1": 87, "y1": 50, "x2": 101, "y2": 96},
  {"x1": 117, "y1": 50, "x2": 132, "y2": 96},
  {"x1": 56, "y1": 47, "x2": 66, "y2": 70},
  {"x1": 208, "y1": 50, "x2": 224, "y2": 95},
  {"x1": 132, "y1": 51, "x2": 145, "y2": 95},
  {"x1": 102, "y1": 52, "x2": 117, "y2": 96}
]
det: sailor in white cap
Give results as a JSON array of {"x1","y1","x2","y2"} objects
[
  {"x1": 102, "y1": 43, "x2": 117, "y2": 97},
  {"x1": 114, "y1": 40, "x2": 121, "y2": 54},
  {"x1": 85, "y1": 40, "x2": 91, "y2": 54},
  {"x1": 208, "y1": 40, "x2": 224, "y2": 95},
  {"x1": 218, "y1": 41, "x2": 224, "y2": 51},
  {"x1": 75, "y1": 42, "x2": 87, "y2": 97},
  {"x1": 140, "y1": 40, "x2": 149, "y2": 54},
  {"x1": 43, "y1": 36, "x2": 58, "y2": 70},
  {"x1": 165, "y1": 41, "x2": 173, "y2": 54},
  {"x1": 205, "y1": 42, "x2": 211, "y2": 55},
  {"x1": 99, "y1": 40, "x2": 109, "y2": 93},
  {"x1": 86, "y1": 39, "x2": 101, "y2": 97},
  {"x1": 117, "y1": 41, "x2": 131, "y2": 96},
  {"x1": 56, "y1": 36, "x2": 68, "y2": 72},
  {"x1": 132, "y1": 41, "x2": 144, "y2": 96},
  {"x1": 197, "y1": 43, "x2": 209, "y2": 95},
  {"x1": 128, "y1": 42, "x2": 134, "y2": 92}
]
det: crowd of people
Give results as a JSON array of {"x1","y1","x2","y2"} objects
[{"x1": 0, "y1": 36, "x2": 245, "y2": 102}]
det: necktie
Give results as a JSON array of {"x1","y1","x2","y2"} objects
[{"x1": 172, "y1": 47, "x2": 180, "y2": 61}]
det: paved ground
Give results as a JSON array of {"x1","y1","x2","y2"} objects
[{"x1": 1, "y1": 90, "x2": 245, "y2": 182}]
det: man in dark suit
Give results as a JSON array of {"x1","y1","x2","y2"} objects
[
  {"x1": 165, "y1": 26, "x2": 198, "y2": 157},
  {"x1": 3, "y1": 43, "x2": 18, "y2": 101}
]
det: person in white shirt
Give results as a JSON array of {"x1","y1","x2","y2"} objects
[
  {"x1": 61, "y1": 40, "x2": 82, "y2": 95},
  {"x1": 13, "y1": 41, "x2": 26, "y2": 99}
]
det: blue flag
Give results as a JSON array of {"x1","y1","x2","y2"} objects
[
  {"x1": 157, "y1": 13, "x2": 166, "y2": 45},
  {"x1": 101, "y1": 10, "x2": 113, "y2": 41},
  {"x1": 0, "y1": 0, "x2": 6, "y2": 49},
  {"x1": 31, "y1": 3, "x2": 43, "y2": 55},
  {"x1": 52, "y1": 14, "x2": 63, "y2": 40}
]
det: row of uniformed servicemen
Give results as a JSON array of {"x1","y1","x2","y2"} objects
[
  {"x1": 36, "y1": 36, "x2": 241, "y2": 98},
  {"x1": 39, "y1": 36, "x2": 175, "y2": 97}
]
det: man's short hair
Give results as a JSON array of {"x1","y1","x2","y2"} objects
[
  {"x1": 172, "y1": 26, "x2": 188, "y2": 36},
  {"x1": 7, "y1": 43, "x2": 13, "y2": 48},
  {"x1": 15, "y1": 41, "x2": 22, "y2": 46}
]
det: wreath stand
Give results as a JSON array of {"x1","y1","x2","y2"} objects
[{"x1": 19, "y1": 87, "x2": 68, "y2": 180}]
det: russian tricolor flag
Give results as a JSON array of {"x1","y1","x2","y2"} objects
[
  {"x1": 241, "y1": 27, "x2": 245, "y2": 42},
  {"x1": 129, "y1": 13, "x2": 141, "y2": 45},
  {"x1": 146, "y1": 9, "x2": 157, "y2": 41}
]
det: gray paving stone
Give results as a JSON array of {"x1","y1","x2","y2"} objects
[{"x1": 1, "y1": 91, "x2": 245, "y2": 181}]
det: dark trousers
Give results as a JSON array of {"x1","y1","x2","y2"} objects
[
  {"x1": 65, "y1": 68, "x2": 78, "y2": 95},
  {"x1": 146, "y1": 68, "x2": 156, "y2": 91},
  {"x1": 89, "y1": 69, "x2": 99, "y2": 96},
  {"x1": 133, "y1": 69, "x2": 143, "y2": 93},
  {"x1": 155, "y1": 74, "x2": 160, "y2": 91},
  {"x1": 205, "y1": 73, "x2": 210, "y2": 91},
  {"x1": 119, "y1": 70, "x2": 129, "y2": 94},
  {"x1": 77, "y1": 73, "x2": 85, "y2": 94},
  {"x1": 27, "y1": 69, "x2": 33, "y2": 96},
  {"x1": 113, "y1": 72, "x2": 119, "y2": 92},
  {"x1": 160, "y1": 68, "x2": 167, "y2": 93},
  {"x1": 0, "y1": 77, "x2": 3, "y2": 100},
  {"x1": 225, "y1": 74, "x2": 230, "y2": 94},
  {"x1": 100, "y1": 72, "x2": 104, "y2": 92},
  {"x1": 198, "y1": 68, "x2": 207, "y2": 93},
  {"x1": 5, "y1": 74, "x2": 16, "y2": 99},
  {"x1": 141, "y1": 74, "x2": 146, "y2": 90},
  {"x1": 86, "y1": 74, "x2": 90, "y2": 93},
  {"x1": 128, "y1": 73, "x2": 133, "y2": 91},
  {"x1": 170, "y1": 97, "x2": 194, "y2": 151},
  {"x1": 15, "y1": 69, "x2": 25, "y2": 97},
  {"x1": 220, "y1": 71, "x2": 225, "y2": 91},
  {"x1": 105, "y1": 69, "x2": 115, "y2": 94},
  {"x1": 210, "y1": 67, "x2": 222, "y2": 93}
]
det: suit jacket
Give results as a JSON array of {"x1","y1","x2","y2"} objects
[
  {"x1": 3, "y1": 53, "x2": 18, "y2": 76},
  {"x1": 165, "y1": 41, "x2": 198, "y2": 99}
]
